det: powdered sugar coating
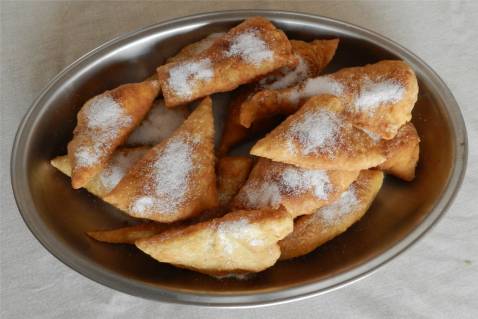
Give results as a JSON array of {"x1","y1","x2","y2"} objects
[
  {"x1": 225, "y1": 30, "x2": 274, "y2": 66},
  {"x1": 217, "y1": 218, "x2": 266, "y2": 255},
  {"x1": 261, "y1": 54, "x2": 310, "y2": 90},
  {"x1": 130, "y1": 136, "x2": 196, "y2": 217},
  {"x1": 243, "y1": 182, "x2": 282, "y2": 209},
  {"x1": 355, "y1": 78, "x2": 405, "y2": 113},
  {"x1": 99, "y1": 149, "x2": 147, "y2": 192},
  {"x1": 361, "y1": 128, "x2": 382, "y2": 144},
  {"x1": 319, "y1": 185, "x2": 358, "y2": 224},
  {"x1": 239, "y1": 163, "x2": 332, "y2": 209},
  {"x1": 75, "y1": 94, "x2": 132, "y2": 167},
  {"x1": 287, "y1": 76, "x2": 344, "y2": 105},
  {"x1": 286, "y1": 109, "x2": 343, "y2": 155},
  {"x1": 281, "y1": 168, "x2": 331, "y2": 199},
  {"x1": 126, "y1": 100, "x2": 187, "y2": 146},
  {"x1": 167, "y1": 59, "x2": 214, "y2": 98}
]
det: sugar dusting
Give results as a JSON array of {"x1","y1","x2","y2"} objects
[
  {"x1": 355, "y1": 78, "x2": 405, "y2": 113},
  {"x1": 239, "y1": 162, "x2": 332, "y2": 209},
  {"x1": 217, "y1": 218, "x2": 266, "y2": 256},
  {"x1": 287, "y1": 76, "x2": 344, "y2": 105},
  {"x1": 319, "y1": 185, "x2": 358, "y2": 224},
  {"x1": 75, "y1": 94, "x2": 132, "y2": 167},
  {"x1": 225, "y1": 29, "x2": 274, "y2": 66},
  {"x1": 126, "y1": 100, "x2": 187, "y2": 146},
  {"x1": 99, "y1": 148, "x2": 147, "y2": 192},
  {"x1": 261, "y1": 54, "x2": 310, "y2": 90},
  {"x1": 167, "y1": 58, "x2": 213, "y2": 98},
  {"x1": 281, "y1": 168, "x2": 331, "y2": 199},
  {"x1": 286, "y1": 109, "x2": 343, "y2": 155},
  {"x1": 361, "y1": 128, "x2": 382, "y2": 144},
  {"x1": 130, "y1": 136, "x2": 196, "y2": 217}
]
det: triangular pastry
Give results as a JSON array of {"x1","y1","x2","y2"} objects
[
  {"x1": 239, "y1": 60, "x2": 418, "y2": 139},
  {"x1": 103, "y1": 97, "x2": 218, "y2": 223},
  {"x1": 51, "y1": 147, "x2": 149, "y2": 198},
  {"x1": 87, "y1": 156, "x2": 253, "y2": 245},
  {"x1": 218, "y1": 39, "x2": 339, "y2": 155},
  {"x1": 135, "y1": 208, "x2": 293, "y2": 276},
  {"x1": 250, "y1": 95, "x2": 387, "y2": 171},
  {"x1": 377, "y1": 122, "x2": 420, "y2": 181},
  {"x1": 279, "y1": 170, "x2": 384, "y2": 260},
  {"x1": 231, "y1": 158, "x2": 359, "y2": 218},
  {"x1": 157, "y1": 17, "x2": 295, "y2": 107},
  {"x1": 67, "y1": 79, "x2": 160, "y2": 188}
]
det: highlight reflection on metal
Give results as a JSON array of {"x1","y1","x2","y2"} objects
[{"x1": 11, "y1": 10, "x2": 467, "y2": 307}]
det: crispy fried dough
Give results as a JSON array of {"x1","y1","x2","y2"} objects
[
  {"x1": 167, "y1": 32, "x2": 226, "y2": 63},
  {"x1": 135, "y1": 208, "x2": 293, "y2": 276},
  {"x1": 231, "y1": 158, "x2": 359, "y2": 218},
  {"x1": 239, "y1": 60, "x2": 418, "y2": 139},
  {"x1": 67, "y1": 80, "x2": 160, "y2": 188},
  {"x1": 279, "y1": 170, "x2": 383, "y2": 260},
  {"x1": 250, "y1": 95, "x2": 387, "y2": 171},
  {"x1": 51, "y1": 147, "x2": 149, "y2": 197},
  {"x1": 378, "y1": 122, "x2": 420, "y2": 181},
  {"x1": 218, "y1": 39, "x2": 339, "y2": 156},
  {"x1": 217, "y1": 156, "x2": 255, "y2": 208},
  {"x1": 157, "y1": 17, "x2": 295, "y2": 107},
  {"x1": 103, "y1": 97, "x2": 218, "y2": 223}
]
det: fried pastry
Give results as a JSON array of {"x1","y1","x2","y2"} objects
[
  {"x1": 157, "y1": 17, "x2": 295, "y2": 107},
  {"x1": 88, "y1": 223, "x2": 170, "y2": 245},
  {"x1": 103, "y1": 97, "x2": 218, "y2": 223},
  {"x1": 239, "y1": 60, "x2": 418, "y2": 139},
  {"x1": 218, "y1": 39, "x2": 339, "y2": 156},
  {"x1": 51, "y1": 147, "x2": 148, "y2": 197},
  {"x1": 126, "y1": 99, "x2": 189, "y2": 146},
  {"x1": 67, "y1": 79, "x2": 161, "y2": 188},
  {"x1": 87, "y1": 156, "x2": 252, "y2": 245},
  {"x1": 279, "y1": 170, "x2": 384, "y2": 260},
  {"x1": 231, "y1": 158, "x2": 359, "y2": 218},
  {"x1": 135, "y1": 208, "x2": 293, "y2": 276},
  {"x1": 377, "y1": 122, "x2": 420, "y2": 181},
  {"x1": 167, "y1": 32, "x2": 225, "y2": 63},
  {"x1": 217, "y1": 156, "x2": 255, "y2": 208},
  {"x1": 251, "y1": 95, "x2": 387, "y2": 171}
]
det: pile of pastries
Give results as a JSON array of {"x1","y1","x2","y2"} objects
[{"x1": 51, "y1": 17, "x2": 420, "y2": 278}]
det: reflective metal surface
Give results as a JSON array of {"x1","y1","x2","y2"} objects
[{"x1": 11, "y1": 10, "x2": 467, "y2": 307}]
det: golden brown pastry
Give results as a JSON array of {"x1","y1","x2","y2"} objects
[
  {"x1": 377, "y1": 122, "x2": 420, "y2": 181},
  {"x1": 239, "y1": 60, "x2": 418, "y2": 139},
  {"x1": 231, "y1": 158, "x2": 359, "y2": 218},
  {"x1": 126, "y1": 99, "x2": 189, "y2": 146},
  {"x1": 87, "y1": 223, "x2": 170, "y2": 245},
  {"x1": 167, "y1": 32, "x2": 225, "y2": 63},
  {"x1": 135, "y1": 208, "x2": 293, "y2": 276},
  {"x1": 103, "y1": 97, "x2": 218, "y2": 223},
  {"x1": 86, "y1": 156, "x2": 252, "y2": 245},
  {"x1": 250, "y1": 95, "x2": 387, "y2": 171},
  {"x1": 51, "y1": 147, "x2": 149, "y2": 197},
  {"x1": 157, "y1": 17, "x2": 295, "y2": 107},
  {"x1": 67, "y1": 79, "x2": 161, "y2": 188},
  {"x1": 279, "y1": 170, "x2": 384, "y2": 260},
  {"x1": 218, "y1": 39, "x2": 339, "y2": 156},
  {"x1": 217, "y1": 156, "x2": 255, "y2": 208}
]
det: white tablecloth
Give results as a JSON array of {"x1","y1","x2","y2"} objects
[{"x1": 1, "y1": 1, "x2": 477, "y2": 318}]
